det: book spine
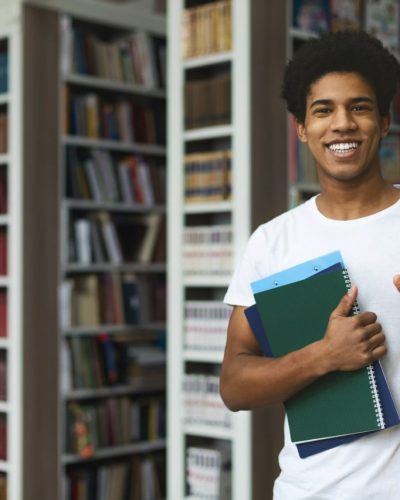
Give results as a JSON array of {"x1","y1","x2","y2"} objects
[{"x1": 342, "y1": 268, "x2": 385, "y2": 429}]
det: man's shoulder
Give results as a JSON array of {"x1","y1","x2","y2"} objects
[{"x1": 257, "y1": 198, "x2": 314, "y2": 234}]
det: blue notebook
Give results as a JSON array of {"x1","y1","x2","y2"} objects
[{"x1": 247, "y1": 251, "x2": 400, "y2": 457}]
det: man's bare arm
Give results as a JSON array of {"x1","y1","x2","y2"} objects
[{"x1": 220, "y1": 287, "x2": 386, "y2": 411}]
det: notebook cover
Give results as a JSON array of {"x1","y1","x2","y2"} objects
[{"x1": 253, "y1": 266, "x2": 385, "y2": 443}]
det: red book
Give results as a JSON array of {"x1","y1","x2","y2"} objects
[
  {"x1": 0, "y1": 233, "x2": 7, "y2": 276},
  {"x1": 0, "y1": 293, "x2": 7, "y2": 338}
]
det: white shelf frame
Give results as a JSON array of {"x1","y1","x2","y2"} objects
[{"x1": 168, "y1": 1, "x2": 253, "y2": 499}]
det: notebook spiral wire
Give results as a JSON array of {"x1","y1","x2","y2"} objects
[{"x1": 342, "y1": 268, "x2": 385, "y2": 429}]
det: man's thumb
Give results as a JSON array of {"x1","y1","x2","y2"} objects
[{"x1": 333, "y1": 285, "x2": 358, "y2": 317}]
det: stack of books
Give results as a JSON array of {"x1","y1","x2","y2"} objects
[{"x1": 246, "y1": 250, "x2": 400, "y2": 458}]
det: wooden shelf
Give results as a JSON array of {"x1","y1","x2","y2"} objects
[
  {"x1": 183, "y1": 350, "x2": 223, "y2": 364},
  {"x1": 62, "y1": 322, "x2": 166, "y2": 337},
  {"x1": 183, "y1": 51, "x2": 233, "y2": 69},
  {"x1": 64, "y1": 199, "x2": 166, "y2": 213},
  {"x1": 63, "y1": 383, "x2": 165, "y2": 400},
  {"x1": 62, "y1": 439, "x2": 167, "y2": 465},
  {"x1": 63, "y1": 262, "x2": 166, "y2": 274},
  {"x1": 62, "y1": 136, "x2": 167, "y2": 156},
  {"x1": 183, "y1": 125, "x2": 233, "y2": 142},
  {"x1": 63, "y1": 73, "x2": 166, "y2": 98},
  {"x1": 184, "y1": 201, "x2": 232, "y2": 214},
  {"x1": 184, "y1": 424, "x2": 233, "y2": 441}
]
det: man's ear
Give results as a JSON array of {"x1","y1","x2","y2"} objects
[
  {"x1": 295, "y1": 119, "x2": 308, "y2": 143},
  {"x1": 380, "y1": 114, "x2": 391, "y2": 138}
]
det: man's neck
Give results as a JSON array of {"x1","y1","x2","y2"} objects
[{"x1": 316, "y1": 178, "x2": 400, "y2": 221}]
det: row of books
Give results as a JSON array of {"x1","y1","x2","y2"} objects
[
  {"x1": 61, "y1": 16, "x2": 166, "y2": 89},
  {"x1": 185, "y1": 75, "x2": 231, "y2": 130},
  {"x1": 70, "y1": 212, "x2": 165, "y2": 265},
  {"x1": 0, "y1": 415, "x2": 5, "y2": 461},
  {"x1": 0, "y1": 232, "x2": 6, "y2": 276},
  {"x1": 0, "y1": 53, "x2": 7, "y2": 94},
  {"x1": 63, "y1": 336, "x2": 165, "y2": 392},
  {"x1": 59, "y1": 273, "x2": 166, "y2": 328},
  {"x1": 184, "y1": 150, "x2": 231, "y2": 204},
  {"x1": 0, "y1": 112, "x2": 7, "y2": 154},
  {"x1": 183, "y1": 225, "x2": 232, "y2": 278},
  {"x1": 67, "y1": 149, "x2": 165, "y2": 205},
  {"x1": 183, "y1": 374, "x2": 231, "y2": 429},
  {"x1": 0, "y1": 171, "x2": 7, "y2": 214},
  {"x1": 66, "y1": 453, "x2": 165, "y2": 500},
  {"x1": 0, "y1": 474, "x2": 5, "y2": 500},
  {"x1": 0, "y1": 292, "x2": 6, "y2": 338},
  {"x1": 380, "y1": 134, "x2": 400, "y2": 182},
  {"x1": 184, "y1": 301, "x2": 230, "y2": 352},
  {"x1": 66, "y1": 395, "x2": 165, "y2": 456},
  {"x1": 0, "y1": 351, "x2": 5, "y2": 401},
  {"x1": 186, "y1": 444, "x2": 231, "y2": 500},
  {"x1": 66, "y1": 90, "x2": 166, "y2": 145},
  {"x1": 182, "y1": 0, "x2": 231, "y2": 58},
  {"x1": 293, "y1": 0, "x2": 399, "y2": 53}
]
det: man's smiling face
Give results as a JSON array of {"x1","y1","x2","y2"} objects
[{"x1": 295, "y1": 71, "x2": 390, "y2": 184}]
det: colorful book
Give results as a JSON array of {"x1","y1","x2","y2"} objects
[{"x1": 250, "y1": 251, "x2": 399, "y2": 446}]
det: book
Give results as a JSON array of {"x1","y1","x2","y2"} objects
[
  {"x1": 245, "y1": 303, "x2": 400, "y2": 458},
  {"x1": 365, "y1": 0, "x2": 400, "y2": 53},
  {"x1": 251, "y1": 251, "x2": 398, "y2": 444}
]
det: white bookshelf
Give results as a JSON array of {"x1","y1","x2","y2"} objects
[
  {"x1": 57, "y1": 5, "x2": 168, "y2": 500},
  {"x1": 168, "y1": 1, "x2": 287, "y2": 499},
  {"x1": 0, "y1": 13, "x2": 23, "y2": 500}
]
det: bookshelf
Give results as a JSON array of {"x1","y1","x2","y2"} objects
[
  {"x1": 58, "y1": 8, "x2": 168, "y2": 499},
  {"x1": 168, "y1": 0, "x2": 287, "y2": 499},
  {"x1": 287, "y1": 0, "x2": 400, "y2": 207}
]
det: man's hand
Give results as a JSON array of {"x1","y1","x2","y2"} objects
[
  {"x1": 318, "y1": 286, "x2": 386, "y2": 373},
  {"x1": 393, "y1": 274, "x2": 400, "y2": 291}
]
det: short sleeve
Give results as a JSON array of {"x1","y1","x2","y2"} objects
[{"x1": 223, "y1": 226, "x2": 266, "y2": 307}]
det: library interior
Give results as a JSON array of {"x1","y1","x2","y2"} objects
[{"x1": 0, "y1": 0, "x2": 399, "y2": 499}]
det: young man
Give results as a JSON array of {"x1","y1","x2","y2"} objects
[{"x1": 221, "y1": 31, "x2": 400, "y2": 499}]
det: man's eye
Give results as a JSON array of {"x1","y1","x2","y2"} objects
[{"x1": 315, "y1": 108, "x2": 331, "y2": 115}]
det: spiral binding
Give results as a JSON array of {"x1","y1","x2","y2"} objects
[{"x1": 341, "y1": 268, "x2": 385, "y2": 429}]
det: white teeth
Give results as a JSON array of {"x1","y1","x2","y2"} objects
[{"x1": 328, "y1": 142, "x2": 359, "y2": 152}]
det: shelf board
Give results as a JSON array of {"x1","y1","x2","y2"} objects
[
  {"x1": 0, "y1": 339, "x2": 9, "y2": 349},
  {"x1": 184, "y1": 350, "x2": 223, "y2": 363},
  {"x1": 184, "y1": 201, "x2": 232, "y2": 214},
  {"x1": 63, "y1": 73, "x2": 166, "y2": 98},
  {"x1": 62, "y1": 322, "x2": 166, "y2": 337},
  {"x1": 184, "y1": 125, "x2": 233, "y2": 142},
  {"x1": 0, "y1": 94, "x2": 9, "y2": 106},
  {"x1": 62, "y1": 439, "x2": 167, "y2": 465},
  {"x1": 0, "y1": 154, "x2": 9, "y2": 165},
  {"x1": 0, "y1": 277, "x2": 9, "y2": 288},
  {"x1": 0, "y1": 401, "x2": 9, "y2": 413},
  {"x1": 289, "y1": 27, "x2": 319, "y2": 40},
  {"x1": 184, "y1": 423, "x2": 233, "y2": 440},
  {"x1": 0, "y1": 460, "x2": 9, "y2": 473},
  {"x1": 183, "y1": 51, "x2": 233, "y2": 69},
  {"x1": 62, "y1": 136, "x2": 167, "y2": 156},
  {"x1": 0, "y1": 215, "x2": 9, "y2": 225},
  {"x1": 64, "y1": 199, "x2": 166, "y2": 213},
  {"x1": 183, "y1": 276, "x2": 231, "y2": 288},
  {"x1": 63, "y1": 383, "x2": 165, "y2": 400},
  {"x1": 63, "y1": 262, "x2": 166, "y2": 274}
]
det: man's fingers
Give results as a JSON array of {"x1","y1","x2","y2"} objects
[
  {"x1": 333, "y1": 286, "x2": 358, "y2": 317},
  {"x1": 393, "y1": 274, "x2": 400, "y2": 291}
]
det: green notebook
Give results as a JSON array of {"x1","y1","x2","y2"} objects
[{"x1": 254, "y1": 267, "x2": 384, "y2": 443}]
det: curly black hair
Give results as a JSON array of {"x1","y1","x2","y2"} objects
[{"x1": 281, "y1": 30, "x2": 400, "y2": 123}]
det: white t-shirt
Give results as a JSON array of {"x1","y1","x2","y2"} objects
[{"x1": 224, "y1": 196, "x2": 400, "y2": 499}]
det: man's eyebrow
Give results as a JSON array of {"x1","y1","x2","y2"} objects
[{"x1": 310, "y1": 96, "x2": 375, "y2": 108}]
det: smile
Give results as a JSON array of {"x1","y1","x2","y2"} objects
[{"x1": 327, "y1": 141, "x2": 361, "y2": 153}]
